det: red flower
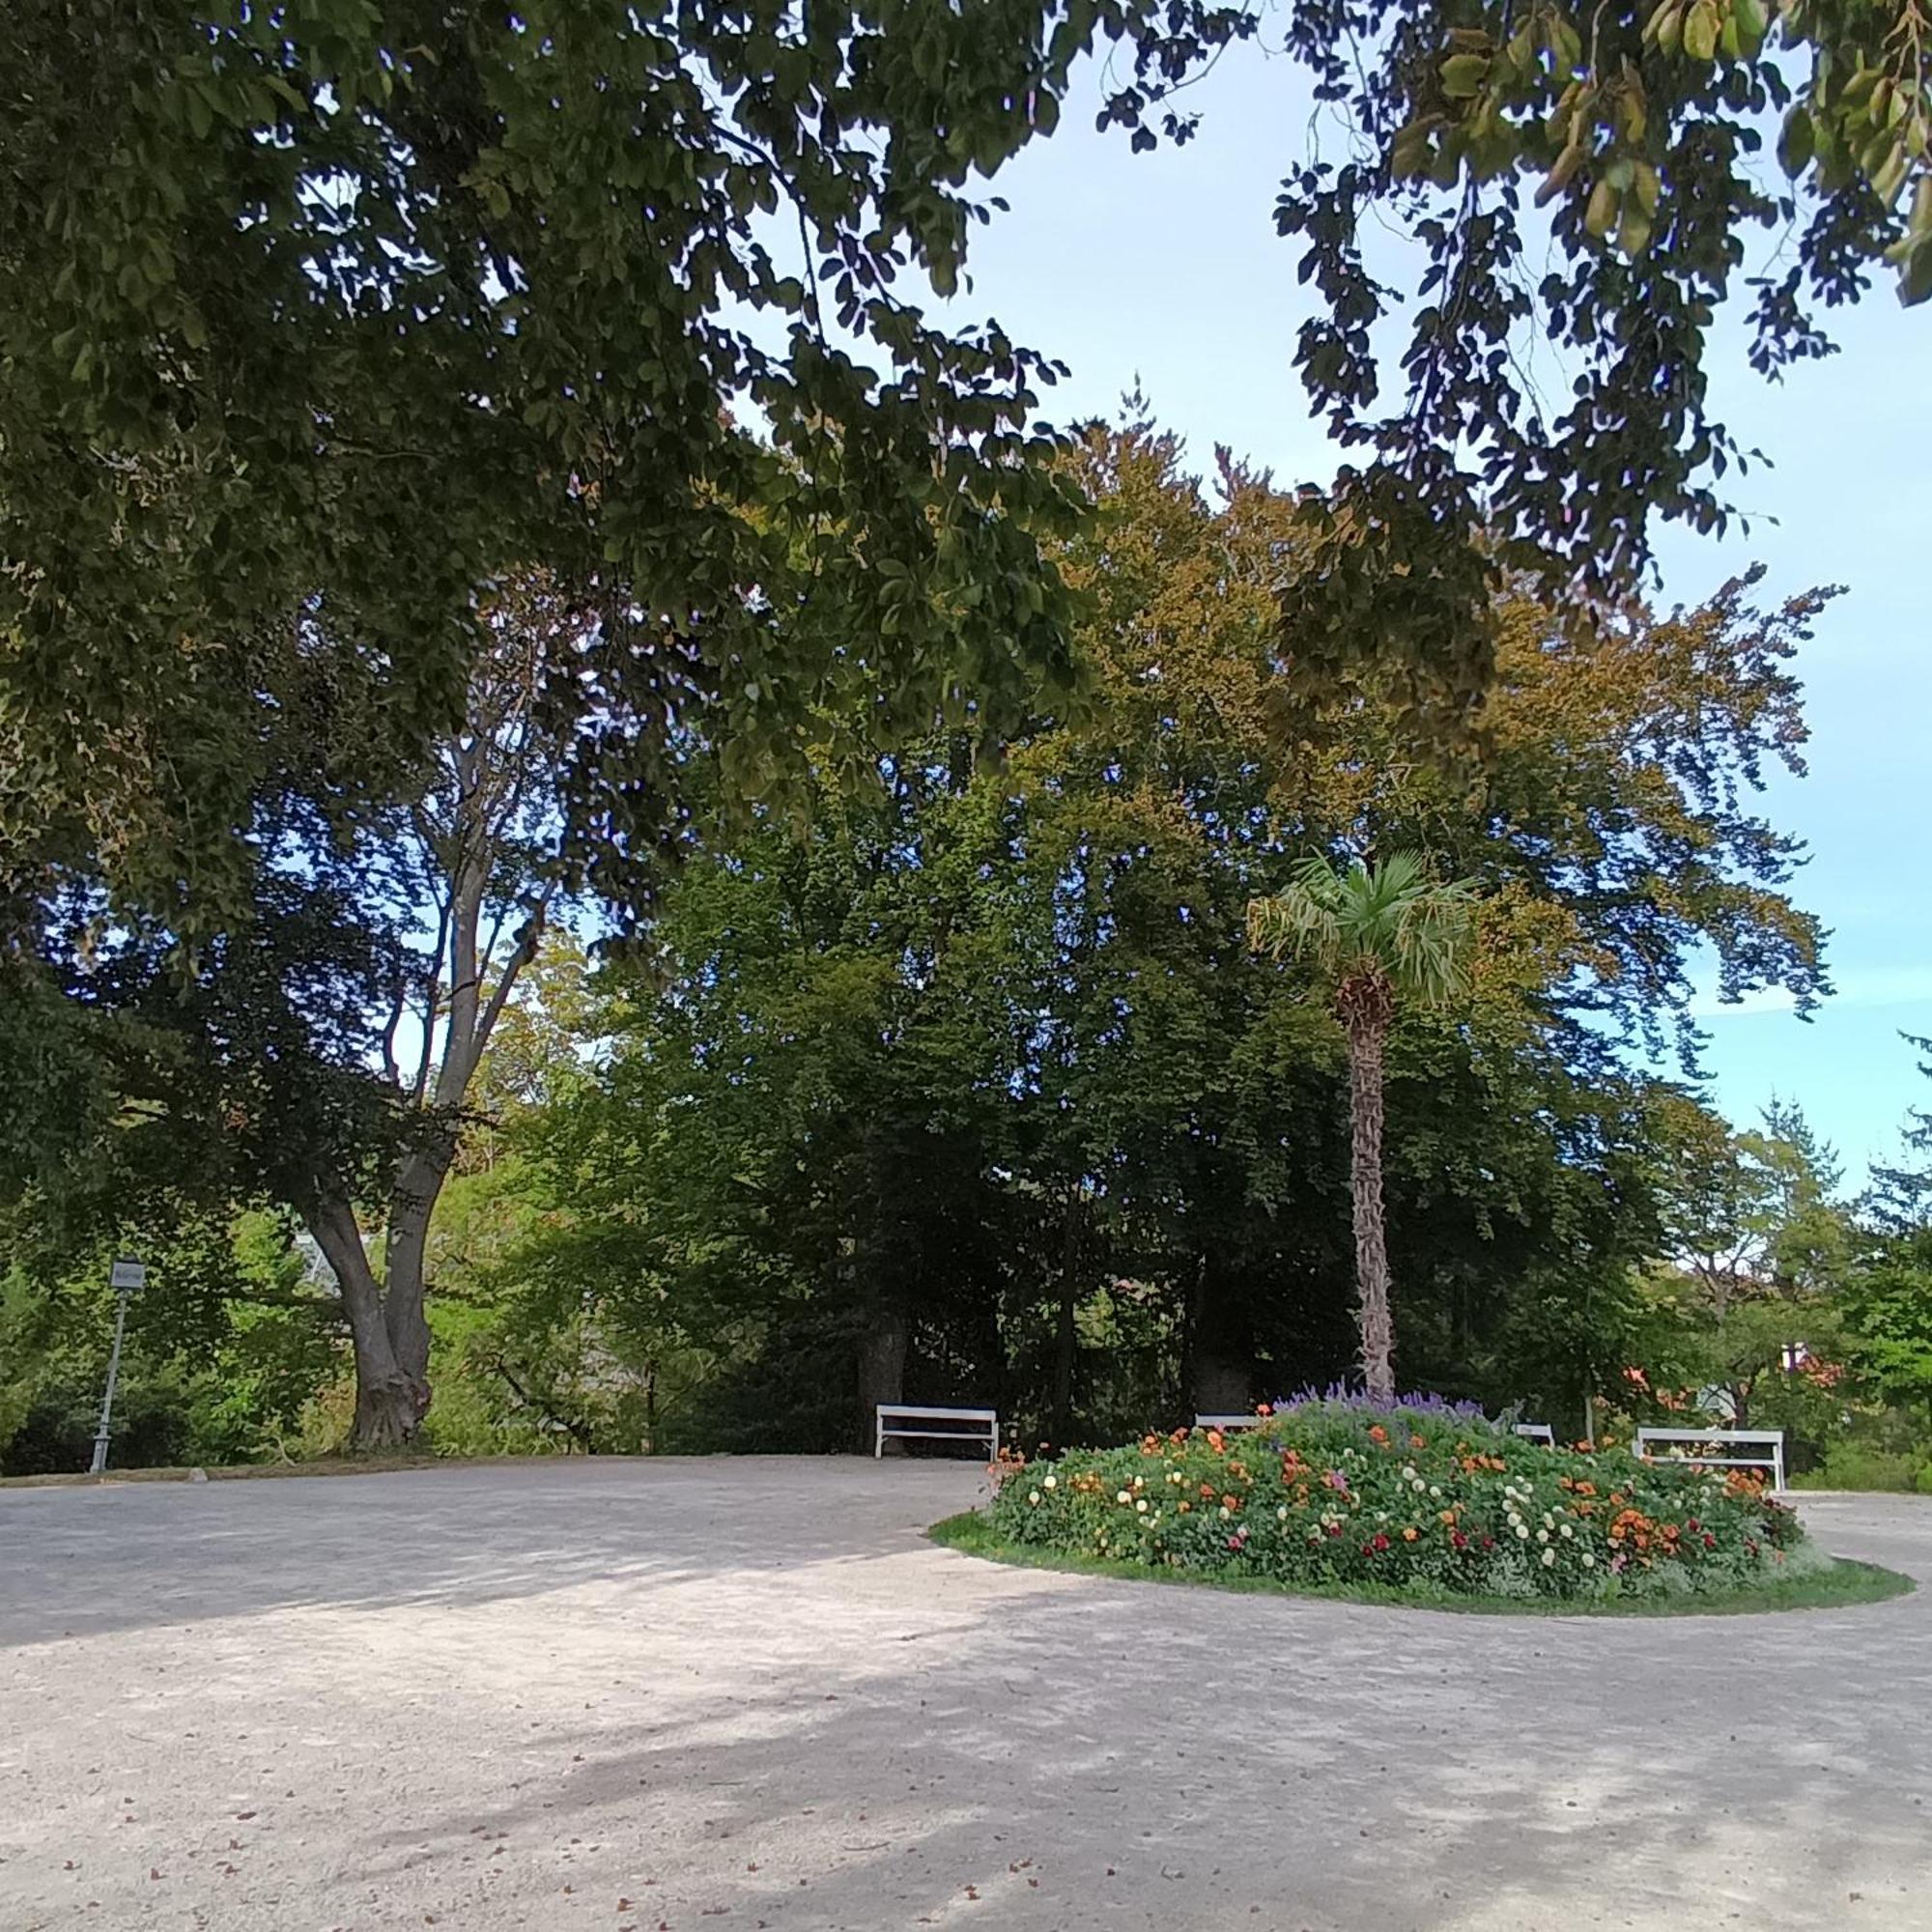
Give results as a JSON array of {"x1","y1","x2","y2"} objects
[
  {"x1": 1451, "y1": 1531, "x2": 1468, "y2": 1550},
  {"x1": 1370, "y1": 1532, "x2": 1391, "y2": 1553}
]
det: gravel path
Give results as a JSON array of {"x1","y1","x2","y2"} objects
[{"x1": 2, "y1": 1461, "x2": 1927, "y2": 1931}]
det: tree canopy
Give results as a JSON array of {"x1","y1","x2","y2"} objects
[{"x1": 5, "y1": 0, "x2": 1922, "y2": 937}]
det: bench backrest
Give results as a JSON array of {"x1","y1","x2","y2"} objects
[{"x1": 1634, "y1": 1427, "x2": 1786, "y2": 1489}]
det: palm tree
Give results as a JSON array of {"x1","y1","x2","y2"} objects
[{"x1": 1247, "y1": 853, "x2": 1477, "y2": 1399}]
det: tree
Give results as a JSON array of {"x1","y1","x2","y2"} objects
[
  {"x1": 1256, "y1": 0, "x2": 1932, "y2": 708},
  {"x1": 1651, "y1": 1096, "x2": 1851, "y2": 1317},
  {"x1": 2, "y1": 0, "x2": 1265, "y2": 931},
  {"x1": 1246, "y1": 855, "x2": 1478, "y2": 1399},
  {"x1": 11, "y1": 1, "x2": 1923, "y2": 940},
  {"x1": 1842, "y1": 1233, "x2": 1932, "y2": 1429},
  {"x1": 3, "y1": 571, "x2": 576, "y2": 1445}
]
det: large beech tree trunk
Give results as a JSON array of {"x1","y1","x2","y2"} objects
[
  {"x1": 857, "y1": 1294, "x2": 910, "y2": 1451},
  {"x1": 308, "y1": 1191, "x2": 429, "y2": 1447},
  {"x1": 1345, "y1": 1012, "x2": 1396, "y2": 1401},
  {"x1": 1187, "y1": 1255, "x2": 1255, "y2": 1419}
]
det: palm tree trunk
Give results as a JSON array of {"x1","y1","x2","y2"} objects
[{"x1": 1347, "y1": 1016, "x2": 1396, "y2": 1401}]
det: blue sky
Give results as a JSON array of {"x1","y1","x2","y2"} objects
[{"x1": 923, "y1": 49, "x2": 1931, "y2": 1185}]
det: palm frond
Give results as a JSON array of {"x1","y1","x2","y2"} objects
[{"x1": 1246, "y1": 851, "x2": 1477, "y2": 1006}]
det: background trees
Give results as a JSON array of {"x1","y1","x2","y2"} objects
[
  {"x1": 6, "y1": 413, "x2": 1918, "y2": 1476},
  {"x1": 355, "y1": 419, "x2": 1834, "y2": 1456}
]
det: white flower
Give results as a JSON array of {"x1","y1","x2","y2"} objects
[
  {"x1": 1537, "y1": 1528, "x2": 1549, "y2": 1544},
  {"x1": 1541, "y1": 1548, "x2": 1556, "y2": 1568},
  {"x1": 1402, "y1": 1465, "x2": 1418, "y2": 1482},
  {"x1": 1429, "y1": 1485, "x2": 1442, "y2": 1499},
  {"x1": 1559, "y1": 1523, "x2": 1574, "y2": 1540},
  {"x1": 1219, "y1": 1506, "x2": 1232, "y2": 1520},
  {"x1": 1116, "y1": 1490, "x2": 1132, "y2": 1505},
  {"x1": 1376, "y1": 1511, "x2": 1390, "y2": 1523},
  {"x1": 1029, "y1": 1491, "x2": 1041, "y2": 1505},
  {"x1": 1516, "y1": 1523, "x2": 1531, "y2": 1540},
  {"x1": 1542, "y1": 1512, "x2": 1554, "y2": 1530},
  {"x1": 1133, "y1": 1476, "x2": 1146, "y2": 1491},
  {"x1": 1135, "y1": 1498, "x2": 1149, "y2": 1514},
  {"x1": 1277, "y1": 1506, "x2": 1289, "y2": 1521},
  {"x1": 1581, "y1": 1553, "x2": 1595, "y2": 1569},
  {"x1": 1043, "y1": 1474, "x2": 1057, "y2": 1491}
]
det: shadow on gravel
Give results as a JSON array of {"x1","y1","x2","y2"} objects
[
  {"x1": 374, "y1": 1522, "x2": 1932, "y2": 1931},
  {"x1": 0, "y1": 1456, "x2": 983, "y2": 1647}
]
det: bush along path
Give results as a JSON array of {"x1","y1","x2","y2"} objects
[{"x1": 966, "y1": 1393, "x2": 1903, "y2": 1611}]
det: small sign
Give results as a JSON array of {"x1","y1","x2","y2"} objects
[{"x1": 109, "y1": 1258, "x2": 147, "y2": 1293}]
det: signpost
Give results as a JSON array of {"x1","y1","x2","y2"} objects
[{"x1": 89, "y1": 1257, "x2": 147, "y2": 1476}]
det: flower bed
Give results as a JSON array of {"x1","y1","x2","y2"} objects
[{"x1": 987, "y1": 1393, "x2": 1813, "y2": 1604}]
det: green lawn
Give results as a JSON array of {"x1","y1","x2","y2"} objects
[{"x1": 928, "y1": 1509, "x2": 1915, "y2": 1618}]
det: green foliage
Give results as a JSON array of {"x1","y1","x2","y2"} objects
[
  {"x1": 988, "y1": 1401, "x2": 1812, "y2": 1603},
  {"x1": 4, "y1": 0, "x2": 1230, "y2": 924},
  {"x1": 1267, "y1": 0, "x2": 1929, "y2": 701},
  {"x1": 0, "y1": 1212, "x2": 341, "y2": 1474},
  {"x1": 1791, "y1": 1441, "x2": 1932, "y2": 1493},
  {"x1": 1248, "y1": 853, "x2": 1477, "y2": 1012},
  {"x1": 1, "y1": 415, "x2": 1848, "y2": 1460},
  {"x1": 477, "y1": 419, "x2": 1834, "y2": 1443}
]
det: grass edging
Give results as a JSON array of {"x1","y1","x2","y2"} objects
[{"x1": 927, "y1": 1509, "x2": 1916, "y2": 1618}]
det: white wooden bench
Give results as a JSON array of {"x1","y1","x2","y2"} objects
[
  {"x1": 874, "y1": 1404, "x2": 999, "y2": 1460},
  {"x1": 1635, "y1": 1427, "x2": 1786, "y2": 1492},
  {"x1": 1514, "y1": 1423, "x2": 1556, "y2": 1445},
  {"x1": 1194, "y1": 1412, "x2": 1264, "y2": 1432}
]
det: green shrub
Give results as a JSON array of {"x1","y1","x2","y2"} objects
[
  {"x1": 1917, "y1": 1464, "x2": 1932, "y2": 1497},
  {"x1": 988, "y1": 1396, "x2": 1808, "y2": 1603},
  {"x1": 1791, "y1": 1442, "x2": 1926, "y2": 1493}
]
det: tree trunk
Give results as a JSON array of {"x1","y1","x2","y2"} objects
[
  {"x1": 384, "y1": 1138, "x2": 455, "y2": 1397},
  {"x1": 1187, "y1": 1255, "x2": 1255, "y2": 1419},
  {"x1": 1050, "y1": 1186, "x2": 1081, "y2": 1446},
  {"x1": 307, "y1": 1194, "x2": 424, "y2": 1449},
  {"x1": 856, "y1": 1296, "x2": 909, "y2": 1452},
  {"x1": 1347, "y1": 1016, "x2": 1396, "y2": 1401}
]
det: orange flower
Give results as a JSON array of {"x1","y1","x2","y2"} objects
[
  {"x1": 1438, "y1": 1509, "x2": 1457, "y2": 1526},
  {"x1": 1402, "y1": 1526, "x2": 1419, "y2": 1543},
  {"x1": 1368, "y1": 1425, "x2": 1389, "y2": 1445},
  {"x1": 1409, "y1": 1434, "x2": 1426, "y2": 1450},
  {"x1": 1207, "y1": 1430, "x2": 1226, "y2": 1453}
]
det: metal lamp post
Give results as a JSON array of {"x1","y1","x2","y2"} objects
[{"x1": 88, "y1": 1256, "x2": 147, "y2": 1476}]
